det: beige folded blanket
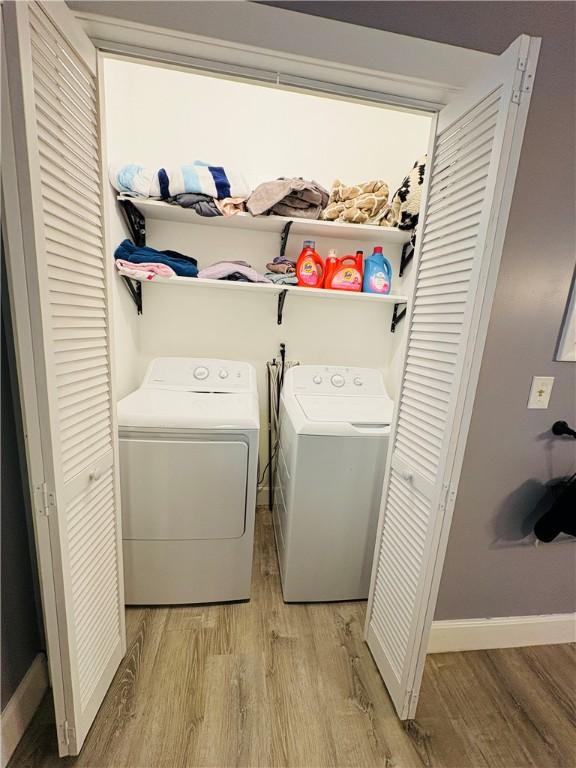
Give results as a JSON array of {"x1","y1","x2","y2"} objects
[{"x1": 321, "y1": 179, "x2": 390, "y2": 225}]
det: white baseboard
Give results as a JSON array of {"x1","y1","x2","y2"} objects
[
  {"x1": 428, "y1": 613, "x2": 576, "y2": 653},
  {"x1": 1, "y1": 654, "x2": 48, "y2": 768}
]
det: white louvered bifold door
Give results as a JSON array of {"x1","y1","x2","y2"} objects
[
  {"x1": 3, "y1": 1, "x2": 125, "y2": 755},
  {"x1": 365, "y1": 35, "x2": 540, "y2": 719}
]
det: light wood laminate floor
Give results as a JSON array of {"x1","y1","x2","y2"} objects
[{"x1": 10, "y1": 509, "x2": 576, "y2": 768}]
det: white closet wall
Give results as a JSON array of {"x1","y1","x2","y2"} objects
[
  {"x1": 102, "y1": 57, "x2": 431, "y2": 465},
  {"x1": 102, "y1": 58, "x2": 431, "y2": 193}
]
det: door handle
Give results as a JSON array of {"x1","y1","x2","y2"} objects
[
  {"x1": 89, "y1": 469, "x2": 101, "y2": 482},
  {"x1": 401, "y1": 471, "x2": 414, "y2": 484}
]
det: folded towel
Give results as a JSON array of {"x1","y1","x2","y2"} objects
[
  {"x1": 110, "y1": 161, "x2": 250, "y2": 200},
  {"x1": 266, "y1": 262, "x2": 295, "y2": 274},
  {"x1": 322, "y1": 179, "x2": 389, "y2": 225},
  {"x1": 247, "y1": 178, "x2": 329, "y2": 219},
  {"x1": 115, "y1": 259, "x2": 175, "y2": 281},
  {"x1": 264, "y1": 272, "x2": 298, "y2": 285},
  {"x1": 115, "y1": 239, "x2": 199, "y2": 278}
]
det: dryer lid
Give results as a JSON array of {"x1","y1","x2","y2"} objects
[
  {"x1": 295, "y1": 394, "x2": 394, "y2": 425},
  {"x1": 118, "y1": 388, "x2": 259, "y2": 431}
]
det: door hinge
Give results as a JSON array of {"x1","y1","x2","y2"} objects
[
  {"x1": 36, "y1": 481, "x2": 54, "y2": 517},
  {"x1": 59, "y1": 720, "x2": 75, "y2": 747},
  {"x1": 512, "y1": 55, "x2": 532, "y2": 104},
  {"x1": 439, "y1": 482, "x2": 450, "y2": 511},
  {"x1": 406, "y1": 689, "x2": 418, "y2": 716}
]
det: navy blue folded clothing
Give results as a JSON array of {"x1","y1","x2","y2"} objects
[{"x1": 115, "y1": 239, "x2": 199, "y2": 277}]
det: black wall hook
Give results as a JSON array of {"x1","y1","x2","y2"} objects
[{"x1": 552, "y1": 421, "x2": 576, "y2": 439}]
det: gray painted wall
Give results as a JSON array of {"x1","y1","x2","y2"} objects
[
  {"x1": 68, "y1": 1, "x2": 576, "y2": 620},
  {"x1": 266, "y1": 1, "x2": 576, "y2": 619},
  {"x1": 1, "y1": 308, "x2": 42, "y2": 710}
]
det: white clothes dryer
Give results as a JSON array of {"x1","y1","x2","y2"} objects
[
  {"x1": 274, "y1": 365, "x2": 393, "y2": 602},
  {"x1": 117, "y1": 358, "x2": 259, "y2": 604}
]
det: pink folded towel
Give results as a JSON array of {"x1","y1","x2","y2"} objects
[{"x1": 115, "y1": 259, "x2": 175, "y2": 280}]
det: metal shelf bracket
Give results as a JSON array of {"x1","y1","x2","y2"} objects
[
  {"x1": 391, "y1": 302, "x2": 407, "y2": 333},
  {"x1": 121, "y1": 275, "x2": 142, "y2": 315},
  {"x1": 277, "y1": 289, "x2": 288, "y2": 325},
  {"x1": 119, "y1": 199, "x2": 146, "y2": 247},
  {"x1": 399, "y1": 233, "x2": 416, "y2": 277}
]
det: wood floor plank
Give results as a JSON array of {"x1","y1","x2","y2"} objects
[
  {"x1": 420, "y1": 650, "x2": 542, "y2": 768},
  {"x1": 481, "y1": 647, "x2": 576, "y2": 767},
  {"x1": 9, "y1": 508, "x2": 576, "y2": 768},
  {"x1": 307, "y1": 602, "x2": 424, "y2": 768},
  {"x1": 73, "y1": 607, "x2": 169, "y2": 768},
  {"x1": 191, "y1": 652, "x2": 271, "y2": 768},
  {"x1": 125, "y1": 625, "x2": 210, "y2": 768}
]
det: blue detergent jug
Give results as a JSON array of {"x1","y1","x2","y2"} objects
[{"x1": 363, "y1": 246, "x2": 392, "y2": 294}]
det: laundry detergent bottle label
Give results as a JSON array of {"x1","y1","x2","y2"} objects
[
  {"x1": 370, "y1": 270, "x2": 390, "y2": 293},
  {"x1": 332, "y1": 267, "x2": 362, "y2": 289},
  {"x1": 296, "y1": 240, "x2": 324, "y2": 287},
  {"x1": 300, "y1": 256, "x2": 320, "y2": 285}
]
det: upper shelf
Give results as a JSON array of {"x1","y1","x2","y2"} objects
[{"x1": 117, "y1": 196, "x2": 412, "y2": 244}]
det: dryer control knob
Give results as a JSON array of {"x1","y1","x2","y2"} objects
[
  {"x1": 331, "y1": 374, "x2": 345, "y2": 388},
  {"x1": 218, "y1": 369, "x2": 229, "y2": 379},
  {"x1": 193, "y1": 366, "x2": 209, "y2": 380},
  {"x1": 353, "y1": 377, "x2": 363, "y2": 386},
  {"x1": 313, "y1": 375, "x2": 322, "y2": 385}
]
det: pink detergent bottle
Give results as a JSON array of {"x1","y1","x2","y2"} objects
[{"x1": 296, "y1": 240, "x2": 324, "y2": 288}]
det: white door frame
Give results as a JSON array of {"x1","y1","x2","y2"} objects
[
  {"x1": 72, "y1": 5, "x2": 496, "y2": 111},
  {"x1": 2, "y1": 1, "x2": 536, "y2": 747}
]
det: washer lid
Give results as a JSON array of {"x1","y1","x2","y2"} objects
[
  {"x1": 118, "y1": 388, "x2": 259, "y2": 430},
  {"x1": 296, "y1": 394, "x2": 394, "y2": 425}
]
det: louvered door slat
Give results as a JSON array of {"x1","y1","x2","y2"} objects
[{"x1": 5, "y1": 2, "x2": 125, "y2": 755}]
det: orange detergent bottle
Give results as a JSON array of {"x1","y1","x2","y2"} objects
[
  {"x1": 296, "y1": 240, "x2": 324, "y2": 288},
  {"x1": 324, "y1": 250, "x2": 363, "y2": 291}
]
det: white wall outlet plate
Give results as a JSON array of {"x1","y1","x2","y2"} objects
[{"x1": 527, "y1": 376, "x2": 555, "y2": 409}]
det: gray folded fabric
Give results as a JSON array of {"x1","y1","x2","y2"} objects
[
  {"x1": 169, "y1": 193, "x2": 221, "y2": 217},
  {"x1": 247, "y1": 177, "x2": 329, "y2": 219}
]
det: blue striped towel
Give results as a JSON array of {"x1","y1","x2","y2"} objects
[{"x1": 110, "y1": 161, "x2": 250, "y2": 200}]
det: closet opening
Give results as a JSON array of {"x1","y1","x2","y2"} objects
[{"x1": 101, "y1": 52, "x2": 432, "y2": 607}]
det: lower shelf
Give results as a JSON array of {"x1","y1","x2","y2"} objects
[
  {"x1": 126, "y1": 273, "x2": 408, "y2": 303},
  {"x1": 119, "y1": 273, "x2": 409, "y2": 329}
]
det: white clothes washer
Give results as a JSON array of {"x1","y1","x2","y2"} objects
[
  {"x1": 274, "y1": 365, "x2": 393, "y2": 602},
  {"x1": 117, "y1": 357, "x2": 259, "y2": 604}
]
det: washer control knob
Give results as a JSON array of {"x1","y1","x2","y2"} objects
[
  {"x1": 353, "y1": 377, "x2": 363, "y2": 386},
  {"x1": 331, "y1": 374, "x2": 345, "y2": 388},
  {"x1": 218, "y1": 369, "x2": 229, "y2": 379},
  {"x1": 313, "y1": 375, "x2": 322, "y2": 385},
  {"x1": 193, "y1": 366, "x2": 209, "y2": 380}
]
